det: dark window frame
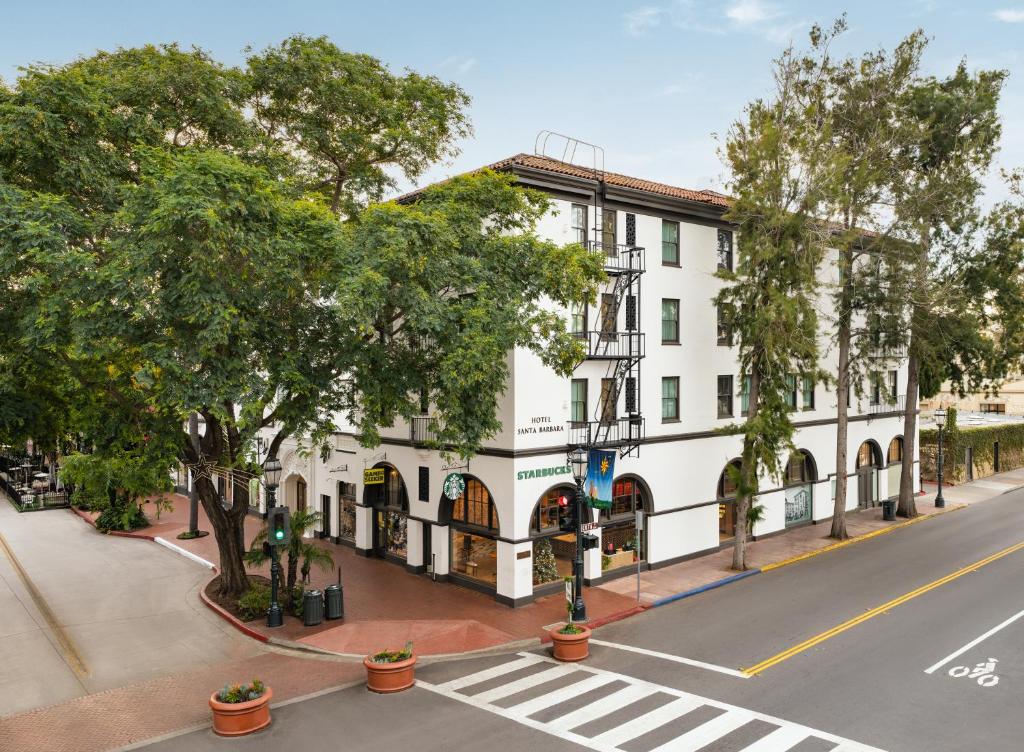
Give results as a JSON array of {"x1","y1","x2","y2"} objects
[
  {"x1": 661, "y1": 376, "x2": 679, "y2": 421},
  {"x1": 717, "y1": 375, "x2": 734, "y2": 419},
  {"x1": 662, "y1": 219, "x2": 680, "y2": 265},
  {"x1": 661, "y1": 298, "x2": 680, "y2": 344}
]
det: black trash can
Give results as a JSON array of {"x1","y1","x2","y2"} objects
[
  {"x1": 881, "y1": 499, "x2": 896, "y2": 521},
  {"x1": 324, "y1": 583, "x2": 344, "y2": 620},
  {"x1": 303, "y1": 589, "x2": 324, "y2": 626}
]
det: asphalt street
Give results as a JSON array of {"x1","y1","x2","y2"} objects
[{"x1": 145, "y1": 488, "x2": 1024, "y2": 752}]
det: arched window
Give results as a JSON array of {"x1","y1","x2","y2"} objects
[
  {"x1": 531, "y1": 485, "x2": 576, "y2": 536},
  {"x1": 785, "y1": 451, "x2": 816, "y2": 485},
  {"x1": 887, "y1": 437, "x2": 904, "y2": 464},
  {"x1": 601, "y1": 477, "x2": 648, "y2": 520},
  {"x1": 717, "y1": 459, "x2": 743, "y2": 499},
  {"x1": 856, "y1": 441, "x2": 882, "y2": 470},
  {"x1": 364, "y1": 464, "x2": 408, "y2": 511},
  {"x1": 449, "y1": 477, "x2": 498, "y2": 532}
]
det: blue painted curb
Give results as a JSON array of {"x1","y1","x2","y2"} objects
[{"x1": 650, "y1": 568, "x2": 762, "y2": 607}]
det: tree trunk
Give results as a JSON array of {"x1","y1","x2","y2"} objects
[
  {"x1": 733, "y1": 370, "x2": 761, "y2": 571},
  {"x1": 196, "y1": 476, "x2": 249, "y2": 598},
  {"x1": 831, "y1": 275, "x2": 852, "y2": 540},
  {"x1": 898, "y1": 351, "x2": 920, "y2": 517}
]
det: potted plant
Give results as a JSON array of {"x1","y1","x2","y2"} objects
[
  {"x1": 209, "y1": 679, "x2": 271, "y2": 736},
  {"x1": 549, "y1": 601, "x2": 592, "y2": 662},
  {"x1": 364, "y1": 641, "x2": 416, "y2": 693}
]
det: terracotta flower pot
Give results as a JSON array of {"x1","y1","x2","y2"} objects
[
  {"x1": 364, "y1": 654, "x2": 417, "y2": 693},
  {"x1": 550, "y1": 624, "x2": 592, "y2": 662},
  {"x1": 209, "y1": 686, "x2": 272, "y2": 737}
]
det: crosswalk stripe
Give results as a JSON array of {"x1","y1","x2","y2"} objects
[
  {"x1": 648, "y1": 708, "x2": 754, "y2": 751},
  {"x1": 545, "y1": 683, "x2": 654, "y2": 732},
  {"x1": 437, "y1": 655, "x2": 542, "y2": 691},
  {"x1": 471, "y1": 664, "x2": 577, "y2": 704},
  {"x1": 506, "y1": 673, "x2": 618, "y2": 718},
  {"x1": 589, "y1": 696, "x2": 703, "y2": 748},
  {"x1": 735, "y1": 724, "x2": 810, "y2": 751}
]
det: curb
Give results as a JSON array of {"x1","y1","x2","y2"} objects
[
  {"x1": 760, "y1": 503, "x2": 967, "y2": 573},
  {"x1": 198, "y1": 585, "x2": 269, "y2": 643},
  {"x1": 154, "y1": 536, "x2": 215, "y2": 569},
  {"x1": 69, "y1": 506, "x2": 155, "y2": 540},
  {"x1": 651, "y1": 569, "x2": 761, "y2": 608},
  {"x1": 539, "y1": 604, "x2": 649, "y2": 643}
]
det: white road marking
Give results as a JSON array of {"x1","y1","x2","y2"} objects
[
  {"x1": 153, "y1": 537, "x2": 216, "y2": 569},
  {"x1": 417, "y1": 652, "x2": 885, "y2": 752},
  {"x1": 588, "y1": 638, "x2": 750, "y2": 678},
  {"x1": 924, "y1": 607, "x2": 1024, "y2": 675}
]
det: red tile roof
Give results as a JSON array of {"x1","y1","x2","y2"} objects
[{"x1": 397, "y1": 153, "x2": 732, "y2": 209}]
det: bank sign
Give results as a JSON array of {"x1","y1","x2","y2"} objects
[{"x1": 516, "y1": 465, "x2": 571, "y2": 481}]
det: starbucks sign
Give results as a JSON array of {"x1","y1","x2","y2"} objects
[{"x1": 442, "y1": 472, "x2": 465, "y2": 500}]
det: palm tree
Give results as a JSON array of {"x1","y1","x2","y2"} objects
[{"x1": 245, "y1": 508, "x2": 335, "y2": 614}]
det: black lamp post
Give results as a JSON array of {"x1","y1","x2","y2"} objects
[
  {"x1": 567, "y1": 446, "x2": 588, "y2": 623},
  {"x1": 934, "y1": 408, "x2": 946, "y2": 509},
  {"x1": 263, "y1": 456, "x2": 284, "y2": 628}
]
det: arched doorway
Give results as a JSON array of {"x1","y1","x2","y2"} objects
[
  {"x1": 363, "y1": 463, "x2": 408, "y2": 560},
  {"x1": 600, "y1": 476, "x2": 649, "y2": 572},
  {"x1": 855, "y1": 440, "x2": 884, "y2": 509},
  {"x1": 717, "y1": 459, "x2": 743, "y2": 540},
  {"x1": 784, "y1": 451, "x2": 816, "y2": 526},
  {"x1": 530, "y1": 484, "x2": 577, "y2": 588},
  {"x1": 887, "y1": 436, "x2": 904, "y2": 498},
  {"x1": 282, "y1": 474, "x2": 308, "y2": 513},
  {"x1": 445, "y1": 476, "x2": 500, "y2": 588}
]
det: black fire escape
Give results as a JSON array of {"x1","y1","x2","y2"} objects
[{"x1": 567, "y1": 206, "x2": 645, "y2": 458}]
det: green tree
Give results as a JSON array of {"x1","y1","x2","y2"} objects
[{"x1": 716, "y1": 28, "x2": 833, "y2": 569}]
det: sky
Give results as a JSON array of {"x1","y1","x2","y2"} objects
[{"x1": 2, "y1": 0, "x2": 1023, "y2": 205}]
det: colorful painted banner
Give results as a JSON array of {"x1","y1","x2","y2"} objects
[{"x1": 586, "y1": 449, "x2": 615, "y2": 510}]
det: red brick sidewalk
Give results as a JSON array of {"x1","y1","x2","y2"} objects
[
  {"x1": 0, "y1": 651, "x2": 364, "y2": 752},
  {"x1": 71, "y1": 496, "x2": 638, "y2": 656}
]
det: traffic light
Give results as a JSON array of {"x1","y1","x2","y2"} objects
[
  {"x1": 558, "y1": 493, "x2": 577, "y2": 533},
  {"x1": 582, "y1": 533, "x2": 600, "y2": 551},
  {"x1": 268, "y1": 506, "x2": 290, "y2": 547}
]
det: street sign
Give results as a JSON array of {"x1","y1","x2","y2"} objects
[
  {"x1": 363, "y1": 468, "x2": 385, "y2": 485},
  {"x1": 442, "y1": 472, "x2": 465, "y2": 500},
  {"x1": 565, "y1": 579, "x2": 573, "y2": 605},
  {"x1": 581, "y1": 521, "x2": 600, "y2": 532}
]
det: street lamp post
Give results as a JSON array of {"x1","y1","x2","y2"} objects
[
  {"x1": 567, "y1": 447, "x2": 588, "y2": 623},
  {"x1": 263, "y1": 456, "x2": 284, "y2": 628},
  {"x1": 934, "y1": 408, "x2": 946, "y2": 509}
]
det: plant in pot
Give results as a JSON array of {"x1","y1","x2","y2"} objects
[
  {"x1": 209, "y1": 679, "x2": 271, "y2": 736},
  {"x1": 549, "y1": 596, "x2": 592, "y2": 662},
  {"x1": 364, "y1": 641, "x2": 416, "y2": 693}
]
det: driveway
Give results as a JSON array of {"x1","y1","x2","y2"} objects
[{"x1": 0, "y1": 501, "x2": 260, "y2": 717}]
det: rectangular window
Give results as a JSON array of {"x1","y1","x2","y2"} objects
[
  {"x1": 801, "y1": 375, "x2": 814, "y2": 409},
  {"x1": 870, "y1": 373, "x2": 881, "y2": 406},
  {"x1": 571, "y1": 204, "x2": 588, "y2": 244},
  {"x1": 717, "y1": 229, "x2": 733, "y2": 271},
  {"x1": 717, "y1": 304, "x2": 732, "y2": 346},
  {"x1": 418, "y1": 466, "x2": 429, "y2": 502},
  {"x1": 718, "y1": 375, "x2": 734, "y2": 419},
  {"x1": 888, "y1": 370, "x2": 898, "y2": 401},
  {"x1": 600, "y1": 378, "x2": 617, "y2": 424},
  {"x1": 662, "y1": 220, "x2": 680, "y2": 265},
  {"x1": 600, "y1": 293, "x2": 618, "y2": 341},
  {"x1": 662, "y1": 377, "x2": 679, "y2": 421},
  {"x1": 570, "y1": 302, "x2": 586, "y2": 337},
  {"x1": 571, "y1": 379, "x2": 588, "y2": 424},
  {"x1": 602, "y1": 208, "x2": 616, "y2": 251},
  {"x1": 625, "y1": 376, "x2": 636, "y2": 414},
  {"x1": 785, "y1": 374, "x2": 798, "y2": 410},
  {"x1": 661, "y1": 299, "x2": 679, "y2": 343},
  {"x1": 740, "y1": 374, "x2": 751, "y2": 416}
]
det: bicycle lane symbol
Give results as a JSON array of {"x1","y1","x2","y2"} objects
[{"x1": 947, "y1": 658, "x2": 1000, "y2": 688}]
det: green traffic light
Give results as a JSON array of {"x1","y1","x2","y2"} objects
[{"x1": 274, "y1": 530, "x2": 284, "y2": 540}]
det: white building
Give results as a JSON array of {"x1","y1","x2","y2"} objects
[{"x1": 259, "y1": 153, "x2": 918, "y2": 607}]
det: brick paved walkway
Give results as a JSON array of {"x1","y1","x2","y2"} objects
[{"x1": 0, "y1": 650, "x2": 364, "y2": 752}]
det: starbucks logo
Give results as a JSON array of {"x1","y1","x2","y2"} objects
[{"x1": 443, "y1": 473, "x2": 465, "y2": 500}]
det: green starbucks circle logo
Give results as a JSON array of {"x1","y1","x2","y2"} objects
[{"x1": 443, "y1": 473, "x2": 465, "y2": 500}]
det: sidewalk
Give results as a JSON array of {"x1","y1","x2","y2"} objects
[{"x1": 600, "y1": 468, "x2": 1024, "y2": 606}]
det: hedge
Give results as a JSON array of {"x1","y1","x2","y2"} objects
[{"x1": 920, "y1": 408, "x2": 1024, "y2": 483}]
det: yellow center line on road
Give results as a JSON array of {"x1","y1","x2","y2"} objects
[
  {"x1": 743, "y1": 539, "x2": 1024, "y2": 677},
  {"x1": 0, "y1": 529, "x2": 90, "y2": 680}
]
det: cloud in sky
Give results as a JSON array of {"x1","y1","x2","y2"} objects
[
  {"x1": 623, "y1": 0, "x2": 805, "y2": 43},
  {"x1": 993, "y1": 8, "x2": 1024, "y2": 22}
]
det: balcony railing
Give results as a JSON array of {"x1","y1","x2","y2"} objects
[
  {"x1": 868, "y1": 394, "x2": 907, "y2": 415},
  {"x1": 574, "y1": 330, "x2": 645, "y2": 360},
  {"x1": 567, "y1": 415, "x2": 645, "y2": 449},
  {"x1": 587, "y1": 242, "x2": 645, "y2": 274},
  {"x1": 410, "y1": 415, "x2": 437, "y2": 444},
  {"x1": 868, "y1": 343, "x2": 908, "y2": 360}
]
